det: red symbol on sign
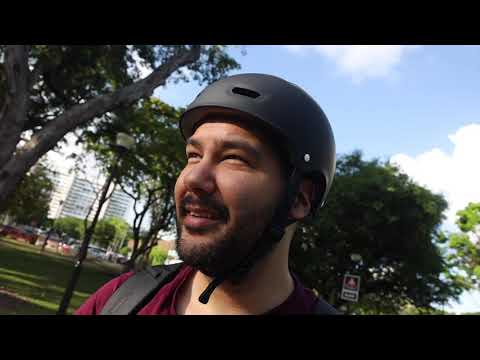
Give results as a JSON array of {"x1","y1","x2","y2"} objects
[{"x1": 347, "y1": 278, "x2": 357, "y2": 289}]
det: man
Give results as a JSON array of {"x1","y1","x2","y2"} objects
[{"x1": 75, "y1": 73, "x2": 338, "y2": 315}]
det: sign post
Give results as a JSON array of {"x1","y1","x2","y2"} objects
[{"x1": 340, "y1": 273, "x2": 361, "y2": 302}]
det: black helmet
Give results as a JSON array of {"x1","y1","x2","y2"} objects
[
  {"x1": 180, "y1": 73, "x2": 336, "y2": 209},
  {"x1": 178, "y1": 73, "x2": 336, "y2": 304}
]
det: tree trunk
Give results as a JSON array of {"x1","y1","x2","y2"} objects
[
  {"x1": 57, "y1": 169, "x2": 115, "y2": 314},
  {"x1": 40, "y1": 228, "x2": 53, "y2": 252},
  {"x1": 0, "y1": 46, "x2": 30, "y2": 170},
  {"x1": 123, "y1": 232, "x2": 142, "y2": 272},
  {"x1": 0, "y1": 45, "x2": 201, "y2": 212}
]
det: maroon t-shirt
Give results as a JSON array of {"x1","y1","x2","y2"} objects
[{"x1": 75, "y1": 265, "x2": 320, "y2": 315}]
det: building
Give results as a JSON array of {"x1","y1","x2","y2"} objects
[
  {"x1": 47, "y1": 168, "x2": 132, "y2": 223},
  {"x1": 103, "y1": 188, "x2": 132, "y2": 220},
  {"x1": 59, "y1": 176, "x2": 103, "y2": 222},
  {"x1": 48, "y1": 169, "x2": 75, "y2": 219}
]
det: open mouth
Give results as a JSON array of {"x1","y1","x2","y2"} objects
[
  {"x1": 183, "y1": 206, "x2": 224, "y2": 229},
  {"x1": 186, "y1": 210, "x2": 220, "y2": 220}
]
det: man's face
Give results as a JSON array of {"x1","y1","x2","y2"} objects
[{"x1": 174, "y1": 118, "x2": 286, "y2": 278}]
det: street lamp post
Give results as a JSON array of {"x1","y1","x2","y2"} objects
[
  {"x1": 345, "y1": 253, "x2": 363, "y2": 315},
  {"x1": 57, "y1": 133, "x2": 134, "y2": 315}
]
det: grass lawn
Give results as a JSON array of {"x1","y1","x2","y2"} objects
[{"x1": 0, "y1": 237, "x2": 123, "y2": 315}]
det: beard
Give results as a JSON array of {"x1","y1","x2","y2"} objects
[{"x1": 175, "y1": 193, "x2": 280, "y2": 282}]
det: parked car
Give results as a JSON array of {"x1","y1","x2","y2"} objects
[
  {"x1": 91, "y1": 247, "x2": 107, "y2": 260},
  {"x1": 114, "y1": 253, "x2": 128, "y2": 264},
  {"x1": 104, "y1": 250, "x2": 127, "y2": 264},
  {"x1": 0, "y1": 224, "x2": 38, "y2": 244},
  {"x1": 57, "y1": 238, "x2": 79, "y2": 255}
]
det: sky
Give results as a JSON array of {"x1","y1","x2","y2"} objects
[{"x1": 47, "y1": 45, "x2": 480, "y2": 313}]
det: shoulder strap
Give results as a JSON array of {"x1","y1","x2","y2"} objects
[
  {"x1": 313, "y1": 297, "x2": 341, "y2": 315},
  {"x1": 100, "y1": 263, "x2": 184, "y2": 315}
]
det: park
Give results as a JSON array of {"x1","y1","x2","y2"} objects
[{"x1": 0, "y1": 45, "x2": 479, "y2": 315}]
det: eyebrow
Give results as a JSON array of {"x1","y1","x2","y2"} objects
[{"x1": 186, "y1": 137, "x2": 261, "y2": 163}]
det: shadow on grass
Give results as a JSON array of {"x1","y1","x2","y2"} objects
[
  {"x1": 0, "y1": 290, "x2": 53, "y2": 315},
  {"x1": 0, "y1": 238, "x2": 121, "y2": 315}
]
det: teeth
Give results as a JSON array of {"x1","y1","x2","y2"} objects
[{"x1": 188, "y1": 211, "x2": 217, "y2": 219}]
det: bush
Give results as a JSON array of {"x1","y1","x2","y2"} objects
[
  {"x1": 119, "y1": 246, "x2": 130, "y2": 257},
  {"x1": 149, "y1": 246, "x2": 168, "y2": 266}
]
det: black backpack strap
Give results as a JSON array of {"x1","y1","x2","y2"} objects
[
  {"x1": 313, "y1": 297, "x2": 341, "y2": 315},
  {"x1": 100, "y1": 263, "x2": 184, "y2": 315}
]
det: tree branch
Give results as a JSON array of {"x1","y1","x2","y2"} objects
[
  {"x1": 131, "y1": 189, "x2": 155, "y2": 240},
  {"x1": 0, "y1": 46, "x2": 201, "y2": 206},
  {"x1": 22, "y1": 116, "x2": 47, "y2": 132},
  {"x1": 103, "y1": 182, "x2": 117, "y2": 204},
  {"x1": 142, "y1": 241, "x2": 158, "y2": 255},
  {"x1": 118, "y1": 182, "x2": 137, "y2": 201},
  {"x1": 137, "y1": 190, "x2": 155, "y2": 230}
]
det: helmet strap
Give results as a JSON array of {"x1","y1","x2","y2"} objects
[{"x1": 198, "y1": 169, "x2": 302, "y2": 305}]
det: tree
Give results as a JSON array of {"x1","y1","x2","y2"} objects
[
  {"x1": 446, "y1": 202, "x2": 480, "y2": 287},
  {"x1": 398, "y1": 304, "x2": 451, "y2": 315},
  {"x1": 148, "y1": 245, "x2": 168, "y2": 266},
  {"x1": 290, "y1": 151, "x2": 469, "y2": 314},
  {"x1": 54, "y1": 216, "x2": 85, "y2": 240},
  {"x1": 80, "y1": 98, "x2": 185, "y2": 270},
  {"x1": 0, "y1": 45, "x2": 240, "y2": 212},
  {"x1": 93, "y1": 217, "x2": 129, "y2": 249},
  {"x1": 1, "y1": 161, "x2": 53, "y2": 227}
]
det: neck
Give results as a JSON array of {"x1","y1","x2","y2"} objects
[{"x1": 178, "y1": 224, "x2": 297, "y2": 315}]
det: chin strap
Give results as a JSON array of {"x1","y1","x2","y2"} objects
[{"x1": 198, "y1": 169, "x2": 302, "y2": 305}]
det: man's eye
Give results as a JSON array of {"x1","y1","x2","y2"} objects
[
  {"x1": 187, "y1": 153, "x2": 200, "y2": 160},
  {"x1": 224, "y1": 155, "x2": 248, "y2": 164}
]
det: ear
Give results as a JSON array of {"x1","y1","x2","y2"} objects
[{"x1": 289, "y1": 178, "x2": 315, "y2": 221}]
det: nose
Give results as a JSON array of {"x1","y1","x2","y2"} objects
[{"x1": 182, "y1": 157, "x2": 216, "y2": 195}]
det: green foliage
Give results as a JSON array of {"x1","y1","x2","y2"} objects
[
  {"x1": 0, "y1": 45, "x2": 240, "y2": 133},
  {"x1": 148, "y1": 246, "x2": 168, "y2": 266},
  {"x1": 2, "y1": 162, "x2": 54, "y2": 227},
  {"x1": 447, "y1": 202, "x2": 480, "y2": 287},
  {"x1": 80, "y1": 97, "x2": 186, "y2": 264},
  {"x1": 399, "y1": 304, "x2": 451, "y2": 315},
  {"x1": 54, "y1": 216, "x2": 85, "y2": 240},
  {"x1": 456, "y1": 203, "x2": 480, "y2": 233},
  {"x1": 119, "y1": 246, "x2": 130, "y2": 257},
  {"x1": 81, "y1": 98, "x2": 186, "y2": 189},
  {"x1": 290, "y1": 151, "x2": 467, "y2": 314},
  {"x1": 93, "y1": 217, "x2": 129, "y2": 249},
  {"x1": 0, "y1": 45, "x2": 242, "y2": 216}
]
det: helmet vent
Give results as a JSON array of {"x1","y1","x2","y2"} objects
[{"x1": 232, "y1": 87, "x2": 261, "y2": 99}]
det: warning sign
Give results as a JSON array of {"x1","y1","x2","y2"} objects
[{"x1": 341, "y1": 274, "x2": 360, "y2": 302}]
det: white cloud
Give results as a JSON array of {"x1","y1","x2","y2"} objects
[
  {"x1": 284, "y1": 45, "x2": 420, "y2": 83},
  {"x1": 391, "y1": 123, "x2": 480, "y2": 231}
]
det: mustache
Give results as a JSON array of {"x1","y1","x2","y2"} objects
[{"x1": 180, "y1": 193, "x2": 229, "y2": 220}]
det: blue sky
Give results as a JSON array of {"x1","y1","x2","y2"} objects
[
  {"x1": 155, "y1": 45, "x2": 480, "y2": 313},
  {"x1": 157, "y1": 45, "x2": 480, "y2": 160},
  {"x1": 49, "y1": 45, "x2": 480, "y2": 313}
]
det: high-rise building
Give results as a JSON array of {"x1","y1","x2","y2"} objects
[
  {"x1": 103, "y1": 188, "x2": 132, "y2": 220},
  {"x1": 48, "y1": 169, "x2": 75, "y2": 219},
  {"x1": 47, "y1": 168, "x2": 132, "y2": 223},
  {"x1": 58, "y1": 176, "x2": 103, "y2": 222}
]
